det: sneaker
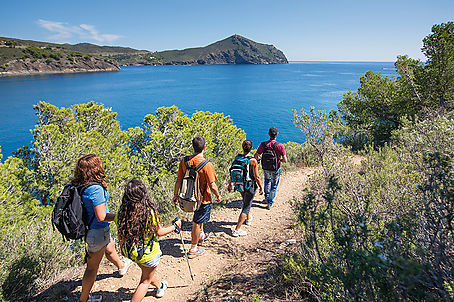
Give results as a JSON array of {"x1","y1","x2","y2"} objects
[
  {"x1": 119, "y1": 258, "x2": 133, "y2": 276},
  {"x1": 156, "y1": 280, "x2": 168, "y2": 298},
  {"x1": 198, "y1": 232, "x2": 210, "y2": 246},
  {"x1": 245, "y1": 217, "x2": 252, "y2": 226},
  {"x1": 232, "y1": 229, "x2": 247, "y2": 237},
  {"x1": 87, "y1": 294, "x2": 103, "y2": 302},
  {"x1": 187, "y1": 247, "x2": 205, "y2": 259}
]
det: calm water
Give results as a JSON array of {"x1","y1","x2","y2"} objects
[{"x1": 0, "y1": 62, "x2": 396, "y2": 158}]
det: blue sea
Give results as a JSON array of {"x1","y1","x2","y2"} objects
[{"x1": 0, "y1": 62, "x2": 396, "y2": 158}]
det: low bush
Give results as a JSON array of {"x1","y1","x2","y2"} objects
[
  {"x1": 277, "y1": 112, "x2": 454, "y2": 301},
  {"x1": 1, "y1": 102, "x2": 246, "y2": 300},
  {"x1": 283, "y1": 141, "x2": 319, "y2": 171}
]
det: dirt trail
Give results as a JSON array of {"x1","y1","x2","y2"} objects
[{"x1": 61, "y1": 167, "x2": 315, "y2": 301}]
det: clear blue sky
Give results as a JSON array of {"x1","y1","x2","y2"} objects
[{"x1": 1, "y1": 0, "x2": 453, "y2": 61}]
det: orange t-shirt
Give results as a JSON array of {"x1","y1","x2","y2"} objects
[{"x1": 177, "y1": 154, "x2": 217, "y2": 204}]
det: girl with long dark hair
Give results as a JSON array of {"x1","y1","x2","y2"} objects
[
  {"x1": 73, "y1": 154, "x2": 132, "y2": 302},
  {"x1": 116, "y1": 179, "x2": 181, "y2": 301}
]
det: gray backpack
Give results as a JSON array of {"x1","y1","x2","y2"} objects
[{"x1": 178, "y1": 156, "x2": 209, "y2": 212}]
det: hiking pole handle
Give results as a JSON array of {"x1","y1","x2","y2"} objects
[{"x1": 172, "y1": 217, "x2": 181, "y2": 234}]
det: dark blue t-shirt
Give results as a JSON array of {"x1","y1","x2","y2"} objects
[{"x1": 82, "y1": 184, "x2": 110, "y2": 229}]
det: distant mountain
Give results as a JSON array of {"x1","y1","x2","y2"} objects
[
  {"x1": 0, "y1": 35, "x2": 287, "y2": 76},
  {"x1": 66, "y1": 35, "x2": 288, "y2": 66},
  {"x1": 151, "y1": 35, "x2": 288, "y2": 65},
  {"x1": 0, "y1": 37, "x2": 120, "y2": 76}
]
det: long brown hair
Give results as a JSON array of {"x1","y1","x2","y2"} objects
[
  {"x1": 71, "y1": 154, "x2": 108, "y2": 188},
  {"x1": 117, "y1": 179, "x2": 159, "y2": 246}
]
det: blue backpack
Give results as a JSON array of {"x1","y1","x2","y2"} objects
[{"x1": 229, "y1": 154, "x2": 252, "y2": 192}]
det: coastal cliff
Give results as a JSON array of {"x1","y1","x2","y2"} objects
[
  {"x1": 149, "y1": 35, "x2": 288, "y2": 65},
  {"x1": 0, "y1": 35, "x2": 287, "y2": 76},
  {"x1": 0, "y1": 38, "x2": 120, "y2": 76}
]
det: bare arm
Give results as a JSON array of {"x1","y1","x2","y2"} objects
[
  {"x1": 93, "y1": 203, "x2": 115, "y2": 222},
  {"x1": 227, "y1": 175, "x2": 233, "y2": 192},
  {"x1": 251, "y1": 158, "x2": 263, "y2": 194},
  {"x1": 154, "y1": 219, "x2": 181, "y2": 237},
  {"x1": 173, "y1": 177, "x2": 182, "y2": 206},
  {"x1": 209, "y1": 181, "x2": 221, "y2": 202},
  {"x1": 282, "y1": 154, "x2": 288, "y2": 163}
]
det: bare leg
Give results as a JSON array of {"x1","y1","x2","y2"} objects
[
  {"x1": 235, "y1": 213, "x2": 247, "y2": 231},
  {"x1": 80, "y1": 247, "x2": 105, "y2": 302},
  {"x1": 131, "y1": 264, "x2": 160, "y2": 302},
  {"x1": 191, "y1": 222, "x2": 202, "y2": 246},
  {"x1": 104, "y1": 240, "x2": 123, "y2": 270}
]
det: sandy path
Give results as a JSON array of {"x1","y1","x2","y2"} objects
[{"x1": 61, "y1": 166, "x2": 315, "y2": 302}]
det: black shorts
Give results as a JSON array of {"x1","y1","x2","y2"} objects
[
  {"x1": 241, "y1": 184, "x2": 256, "y2": 215},
  {"x1": 193, "y1": 203, "x2": 212, "y2": 224}
]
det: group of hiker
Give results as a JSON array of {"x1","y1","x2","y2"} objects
[{"x1": 58, "y1": 127, "x2": 286, "y2": 302}]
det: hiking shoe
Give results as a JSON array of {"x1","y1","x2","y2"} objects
[
  {"x1": 198, "y1": 232, "x2": 210, "y2": 246},
  {"x1": 156, "y1": 280, "x2": 168, "y2": 298},
  {"x1": 87, "y1": 294, "x2": 103, "y2": 302},
  {"x1": 119, "y1": 258, "x2": 133, "y2": 276},
  {"x1": 187, "y1": 247, "x2": 205, "y2": 259},
  {"x1": 232, "y1": 229, "x2": 247, "y2": 237}
]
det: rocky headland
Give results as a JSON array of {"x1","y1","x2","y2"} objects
[
  {"x1": 151, "y1": 35, "x2": 288, "y2": 65},
  {"x1": 0, "y1": 35, "x2": 287, "y2": 76},
  {"x1": 0, "y1": 39, "x2": 119, "y2": 76}
]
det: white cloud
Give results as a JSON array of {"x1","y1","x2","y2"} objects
[{"x1": 37, "y1": 19, "x2": 121, "y2": 43}]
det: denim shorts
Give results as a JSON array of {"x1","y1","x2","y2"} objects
[
  {"x1": 193, "y1": 203, "x2": 212, "y2": 224},
  {"x1": 141, "y1": 252, "x2": 162, "y2": 268},
  {"x1": 86, "y1": 225, "x2": 111, "y2": 253}
]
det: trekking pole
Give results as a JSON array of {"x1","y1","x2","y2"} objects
[{"x1": 172, "y1": 217, "x2": 194, "y2": 281}]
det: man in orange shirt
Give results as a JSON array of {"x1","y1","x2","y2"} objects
[{"x1": 173, "y1": 136, "x2": 221, "y2": 258}]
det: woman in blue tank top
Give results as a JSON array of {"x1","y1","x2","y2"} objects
[{"x1": 72, "y1": 154, "x2": 132, "y2": 302}]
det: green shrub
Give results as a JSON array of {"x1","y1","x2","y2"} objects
[
  {"x1": 1, "y1": 103, "x2": 246, "y2": 300},
  {"x1": 279, "y1": 112, "x2": 454, "y2": 301},
  {"x1": 283, "y1": 141, "x2": 319, "y2": 171},
  {"x1": 22, "y1": 46, "x2": 64, "y2": 61},
  {"x1": 0, "y1": 215, "x2": 77, "y2": 301}
]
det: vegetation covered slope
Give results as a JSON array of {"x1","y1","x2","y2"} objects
[
  {"x1": 0, "y1": 38, "x2": 120, "y2": 75},
  {"x1": 0, "y1": 35, "x2": 288, "y2": 72},
  {"x1": 152, "y1": 34, "x2": 288, "y2": 65},
  {"x1": 276, "y1": 22, "x2": 454, "y2": 302},
  {"x1": 65, "y1": 34, "x2": 288, "y2": 65}
]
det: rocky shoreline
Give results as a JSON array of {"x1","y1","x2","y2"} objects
[{"x1": 0, "y1": 56, "x2": 120, "y2": 76}]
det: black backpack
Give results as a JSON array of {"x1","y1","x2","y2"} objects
[
  {"x1": 52, "y1": 183, "x2": 97, "y2": 241},
  {"x1": 261, "y1": 141, "x2": 278, "y2": 171}
]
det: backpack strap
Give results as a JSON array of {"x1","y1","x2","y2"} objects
[
  {"x1": 195, "y1": 160, "x2": 209, "y2": 172},
  {"x1": 269, "y1": 141, "x2": 278, "y2": 150},
  {"x1": 184, "y1": 156, "x2": 191, "y2": 169}
]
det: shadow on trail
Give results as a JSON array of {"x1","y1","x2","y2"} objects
[
  {"x1": 92, "y1": 282, "x2": 190, "y2": 302},
  {"x1": 33, "y1": 273, "x2": 118, "y2": 301}
]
